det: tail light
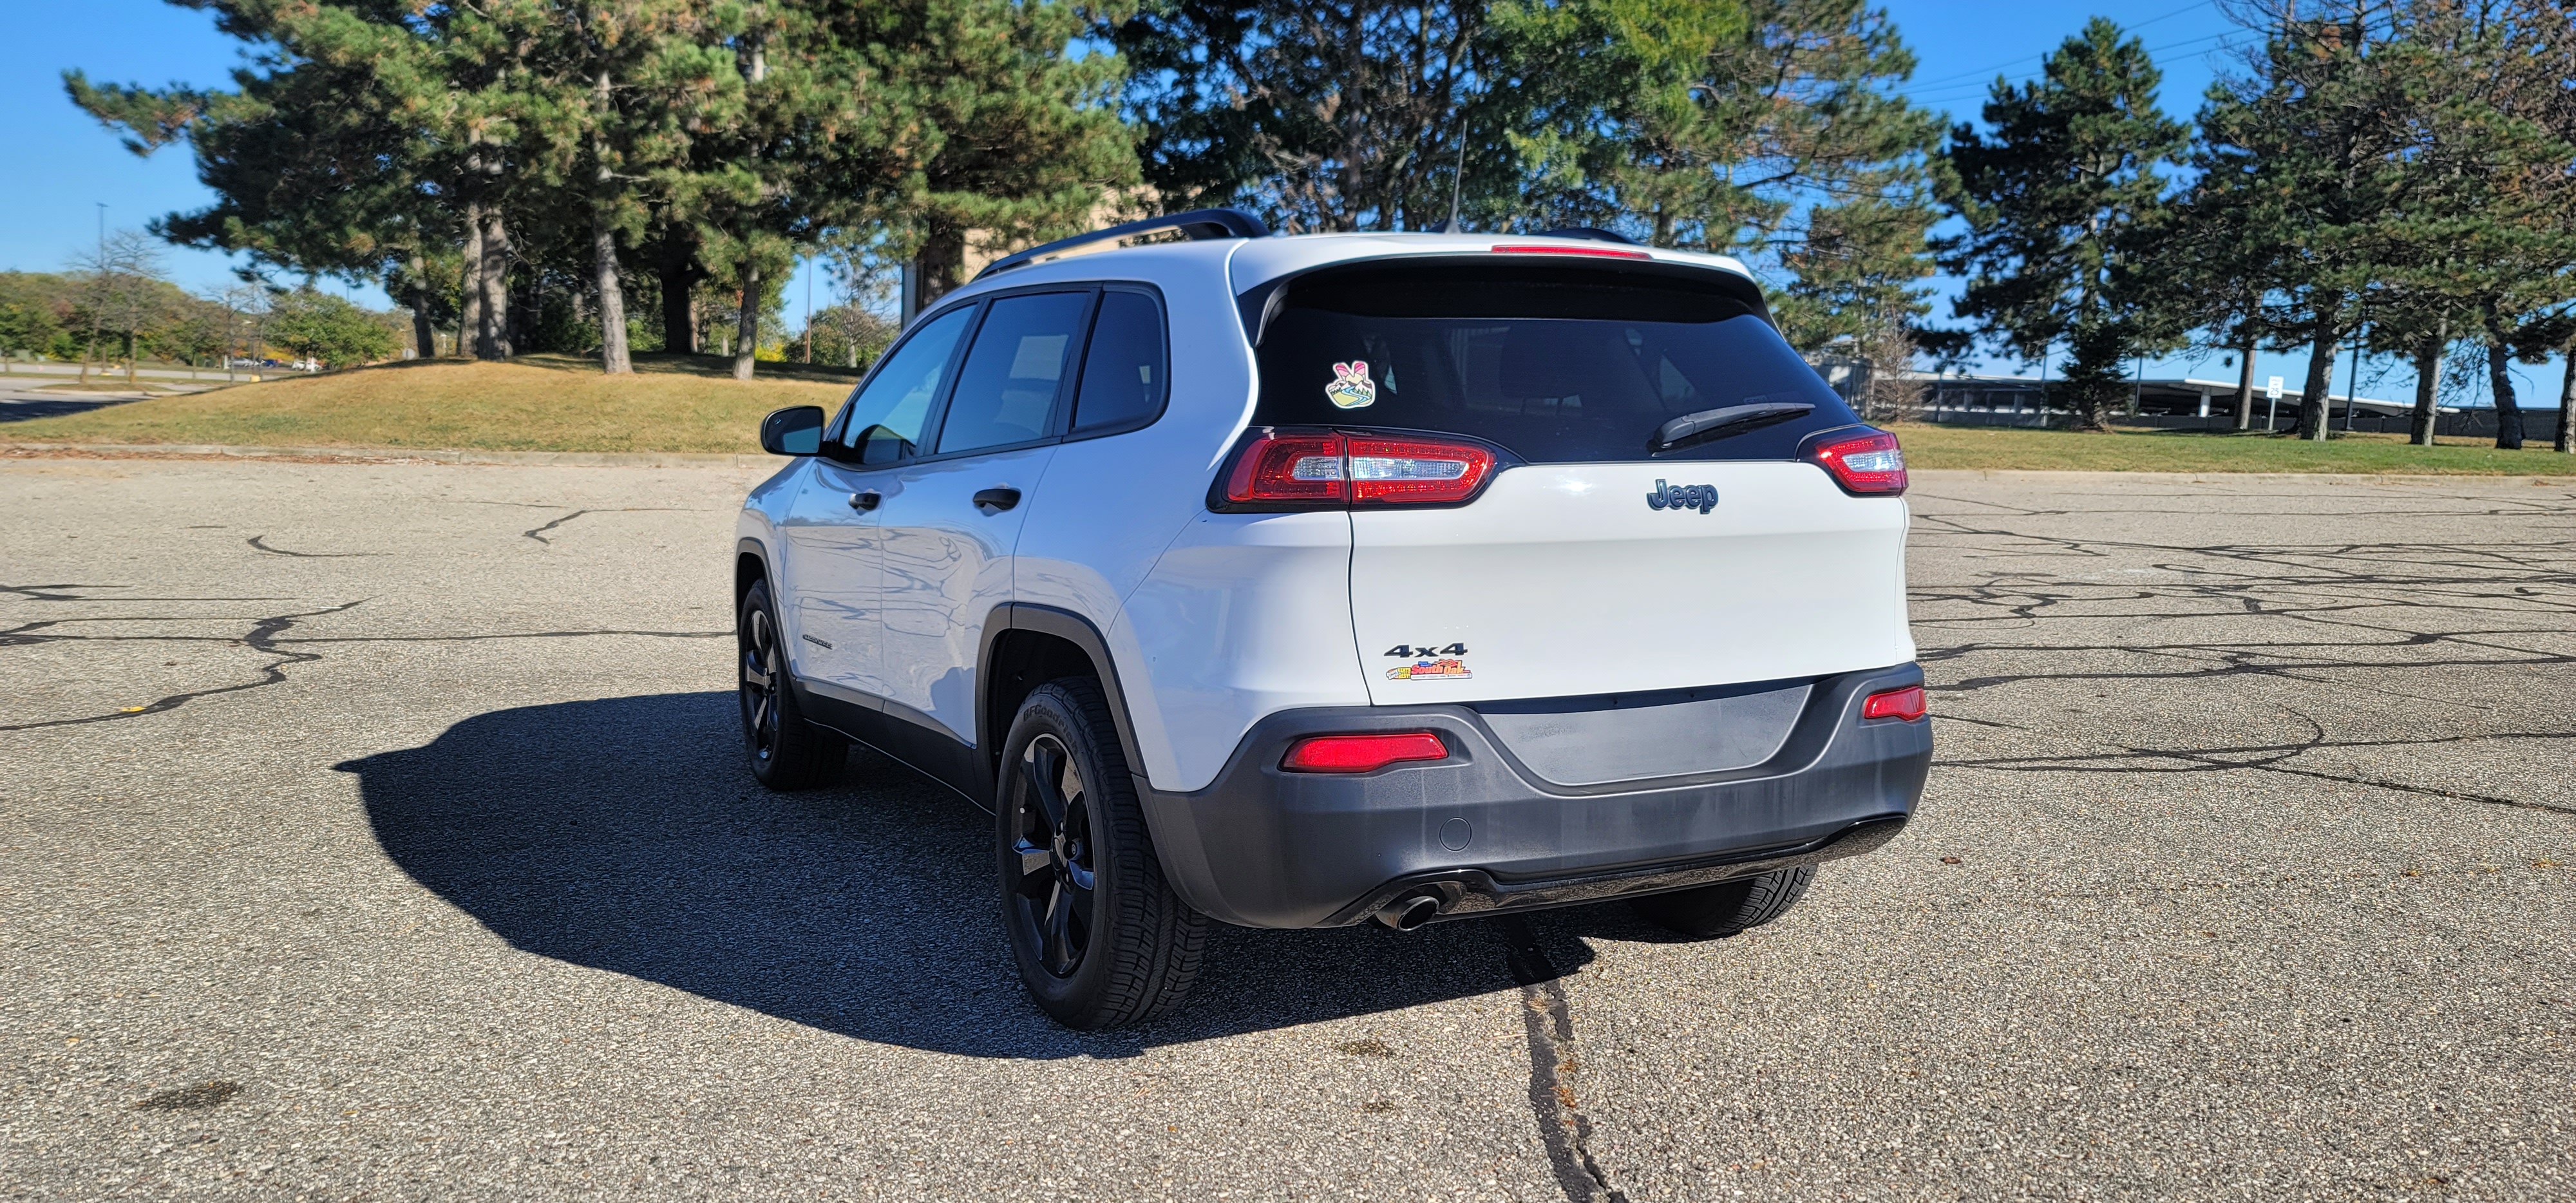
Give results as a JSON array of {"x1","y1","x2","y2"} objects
[
  {"x1": 1282, "y1": 732, "x2": 1448, "y2": 773},
  {"x1": 1220, "y1": 430, "x2": 1499, "y2": 509},
  {"x1": 1804, "y1": 428, "x2": 1908, "y2": 495},
  {"x1": 1862, "y1": 685, "x2": 1926, "y2": 721}
]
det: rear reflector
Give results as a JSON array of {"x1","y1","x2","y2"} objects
[
  {"x1": 1222, "y1": 430, "x2": 1497, "y2": 508},
  {"x1": 1282, "y1": 732, "x2": 1449, "y2": 773},
  {"x1": 1806, "y1": 428, "x2": 1908, "y2": 495},
  {"x1": 1489, "y1": 243, "x2": 1653, "y2": 260},
  {"x1": 1862, "y1": 685, "x2": 1926, "y2": 721}
]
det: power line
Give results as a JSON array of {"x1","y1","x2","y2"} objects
[{"x1": 1908, "y1": 30, "x2": 2242, "y2": 106}]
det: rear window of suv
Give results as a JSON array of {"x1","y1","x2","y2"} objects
[{"x1": 1251, "y1": 261, "x2": 1857, "y2": 463}]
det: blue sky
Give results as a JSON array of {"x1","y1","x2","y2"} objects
[{"x1": 5, "y1": 0, "x2": 2562, "y2": 406}]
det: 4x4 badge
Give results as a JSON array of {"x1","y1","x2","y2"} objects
[{"x1": 1646, "y1": 479, "x2": 1718, "y2": 514}]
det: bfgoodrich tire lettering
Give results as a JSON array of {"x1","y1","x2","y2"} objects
[
  {"x1": 998, "y1": 679, "x2": 1208, "y2": 1028},
  {"x1": 737, "y1": 578, "x2": 846, "y2": 790},
  {"x1": 1629, "y1": 865, "x2": 1815, "y2": 938}
]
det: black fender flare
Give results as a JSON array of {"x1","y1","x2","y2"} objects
[{"x1": 976, "y1": 602, "x2": 1153, "y2": 791}]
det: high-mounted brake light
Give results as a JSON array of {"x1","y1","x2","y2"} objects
[
  {"x1": 1222, "y1": 430, "x2": 1498, "y2": 509},
  {"x1": 1488, "y1": 243, "x2": 1653, "y2": 260},
  {"x1": 1804, "y1": 428, "x2": 1908, "y2": 495},
  {"x1": 1282, "y1": 732, "x2": 1449, "y2": 773},
  {"x1": 1862, "y1": 685, "x2": 1926, "y2": 722}
]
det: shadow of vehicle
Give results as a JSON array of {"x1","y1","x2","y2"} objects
[
  {"x1": 345, "y1": 692, "x2": 1608, "y2": 1057},
  {"x1": 0, "y1": 391, "x2": 152, "y2": 422}
]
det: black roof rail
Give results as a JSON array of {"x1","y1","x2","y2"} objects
[
  {"x1": 976, "y1": 209, "x2": 1271, "y2": 279},
  {"x1": 1530, "y1": 227, "x2": 1640, "y2": 245}
]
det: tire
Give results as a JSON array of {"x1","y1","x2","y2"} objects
[
  {"x1": 1629, "y1": 866, "x2": 1815, "y2": 939},
  {"x1": 736, "y1": 578, "x2": 846, "y2": 791},
  {"x1": 998, "y1": 679, "x2": 1208, "y2": 1028}
]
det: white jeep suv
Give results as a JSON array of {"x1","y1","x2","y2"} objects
[{"x1": 734, "y1": 211, "x2": 1930, "y2": 1028}]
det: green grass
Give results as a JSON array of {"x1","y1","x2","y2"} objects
[
  {"x1": 7, "y1": 356, "x2": 2570, "y2": 472},
  {"x1": 0, "y1": 353, "x2": 858, "y2": 454},
  {"x1": 1895, "y1": 422, "x2": 2576, "y2": 475}
]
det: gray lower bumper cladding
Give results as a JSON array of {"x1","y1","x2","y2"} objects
[{"x1": 1136, "y1": 663, "x2": 1933, "y2": 929}]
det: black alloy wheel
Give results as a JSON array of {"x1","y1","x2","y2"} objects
[
  {"x1": 995, "y1": 680, "x2": 1207, "y2": 1028},
  {"x1": 735, "y1": 578, "x2": 844, "y2": 790},
  {"x1": 740, "y1": 604, "x2": 786, "y2": 765},
  {"x1": 1008, "y1": 734, "x2": 1097, "y2": 978}
]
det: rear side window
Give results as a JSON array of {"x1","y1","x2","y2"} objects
[
  {"x1": 1253, "y1": 263, "x2": 1856, "y2": 463},
  {"x1": 936, "y1": 292, "x2": 1093, "y2": 455},
  {"x1": 1072, "y1": 290, "x2": 1167, "y2": 432},
  {"x1": 837, "y1": 304, "x2": 974, "y2": 465}
]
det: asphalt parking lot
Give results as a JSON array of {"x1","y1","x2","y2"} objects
[{"x1": 4, "y1": 456, "x2": 2571, "y2": 1201}]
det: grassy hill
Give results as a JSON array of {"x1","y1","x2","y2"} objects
[
  {"x1": 1890, "y1": 422, "x2": 2575, "y2": 475},
  {"x1": 5, "y1": 352, "x2": 2570, "y2": 473},
  {"x1": 1, "y1": 353, "x2": 857, "y2": 455}
]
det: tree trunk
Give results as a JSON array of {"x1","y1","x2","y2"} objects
[
  {"x1": 2485, "y1": 317, "x2": 2523, "y2": 450},
  {"x1": 2409, "y1": 337, "x2": 2442, "y2": 447},
  {"x1": 460, "y1": 208, "x2": 486, "y2": 357},
  {"x1": 2297, "y1": 318, "x2": 2337, "y2": 440},
  {"x1": 125, "y1": 330, "x2": 138, "y2": 387},
  {"x1": 594, "y1": 211, "x2": 631, "y2": 374},
  {"x1": 916, "y1": 225, "x2": 967, "y2": 311},
  {"x1": 732, "y1": 261, "x2": 761, "y2": 381},
  {"x1": 658, "y1": 226, "x2": 698, "y2": 354},
  {"x1": 408, "y1": 252, "x2": 437, "y2": 359},
  {"x1": 2233, "y1": 336, "x2": 2255, "y2": 430},
  {"x1": 475, "y1": 207, "x2": 513, "y2": 361},
  {"x1": 2554, "y1": 343, "x2": 2573, "y2": 453}
]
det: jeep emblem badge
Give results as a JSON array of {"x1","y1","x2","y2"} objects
[{"x1": 1645, "y1": 479, "x2": 1718, "y2": 514}]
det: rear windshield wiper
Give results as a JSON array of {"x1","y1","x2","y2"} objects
[{"x1": 1648, "y1": 401, "x2": 1815, "y2": 455}]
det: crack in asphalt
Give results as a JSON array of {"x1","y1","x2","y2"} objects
[
  {"x1": 1501, "y1": 916, "x2": 1628, "y2": 1203},
  {"x1": 0, "y1": 605, "x2": 724, "y2": 732},
  {"x1": 247, "y1": 535, "x2": 379, "y2": 558},
  {"x1": 0, "y1": 600, "x2": 364, "y2": 732},
  {"x1": 1908, "y1": 501, "x2": 2576, "y2": 819},
  {"x1": 522, "y1": 507, "x2": 684, "y2": 544}
]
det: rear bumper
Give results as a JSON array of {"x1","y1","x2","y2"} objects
[{"x1": 1136, "y1": 663, "x2": 1933, "y2": 929}]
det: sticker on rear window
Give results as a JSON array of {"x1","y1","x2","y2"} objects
[{"x1": 1325, "y1": 361, "x2": 1377, "y2": 409}]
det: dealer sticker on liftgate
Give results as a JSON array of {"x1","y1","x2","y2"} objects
[{"x1": 1387, "y1": 658, "x2": 1472, "y2": 681}]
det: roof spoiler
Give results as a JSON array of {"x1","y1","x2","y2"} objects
[{"x1": 976, "y1": 208, "x2": 1271, "y2": 279}]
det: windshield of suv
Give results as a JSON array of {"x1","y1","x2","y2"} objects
[{"x1": 1252, "y1": 261, "x2": 1858, "y2": 463}]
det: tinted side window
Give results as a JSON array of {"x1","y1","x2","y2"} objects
[
  {"x1": 934, "y1": 292, "x2": 1093, "y2": 455},
  {"x1": 1072, "y1": 290, "x2": 1167, "y2": 433},
  {"x1": 836, "y1": 305, "x2": 975, "y2": 466}
]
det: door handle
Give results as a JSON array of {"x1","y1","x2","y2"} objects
[
  {"x1": 972, "y1": 488, "x2": 1022, "y2": 515},
  {"x1": 848, "y1": 490, "x2": 880, "y2": 512}
]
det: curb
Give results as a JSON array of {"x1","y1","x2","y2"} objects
[{"x1": 0, "y1": 441, "x2": 773, "y2": 468}]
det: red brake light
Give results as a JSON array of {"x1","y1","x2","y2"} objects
[
  {"x1": 1806, "y1": 428, "x2": 1908, "y2": 495},
  {"x1": 1282, "y1": 732, "x2": 1449, "y2": 773},
  {"x1": 1862, "y1": 685, "x2": 1926, "y2": 721},
  {"x1": 1221, "y1": 431, "x2": 1498, "y2": 509},
  {"x1": 1224, "y1": 431, "x2": 1346, "y2": 505},
  {"x1": 1489, "y1": 243, "x2": 1653, "y2": 260}
]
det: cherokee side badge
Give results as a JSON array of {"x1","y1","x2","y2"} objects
[{"x1": 1645, "y1": 479, "x2": 1718, "y2": 514}]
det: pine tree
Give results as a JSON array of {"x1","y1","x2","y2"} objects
[
  {"x1": 1937, "y1": 17, "x2": 2186, "y2": 431},
  {"x1": 878, "y1": 0, "x2": 1141, "y2": 303},
  {"x1": 1108, "y1": 0, "x2": 1491, "y2": 232}
]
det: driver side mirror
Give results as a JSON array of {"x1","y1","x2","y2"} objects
[{"x1": 759, "y1": 406, "x2": 826, "y2": 457}]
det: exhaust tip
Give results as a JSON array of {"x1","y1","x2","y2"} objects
[{"x1": 1374, "y1": 892, "x2": 1444, "y2": 931}]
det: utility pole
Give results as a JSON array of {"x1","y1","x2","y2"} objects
[
  {"x1": 802, "y1": 261, "x2": 813, "y2": 364},
  {"x1": 2342, "y1": 315, "x2": 2365, "y2": 433}
]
